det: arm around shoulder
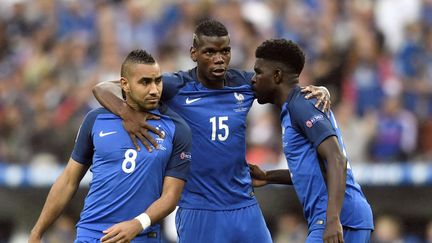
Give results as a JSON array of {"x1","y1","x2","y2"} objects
[{"x1": 92, "y1": 80, "x2": 126, "y2": 116}]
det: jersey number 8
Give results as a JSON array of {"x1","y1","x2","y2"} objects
[{"x1": 122, "y1": 149, "x2": 137, "y2": 173}]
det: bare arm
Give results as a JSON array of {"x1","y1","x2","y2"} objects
[
  {"x1": 92, "y1": 80, "x2": 125, "y2": 115},
  {"x1": 29, "y1": 159, "x2": 89, "y2": 243},
  {"x1": 249, "y1": 163, "x2": 292, "y2": 187},
  {"x1": 100, "y1": 176, "x2": 185, "y2": 242},
  {"x1": 317, "y1": 136, "x2": 347, "y2": 243},
  {"x1": 143, "y1": 176, "x2": 185, "y2": 223},
  {"x1": 93, "y1": 81, "x2": 163, "y2": 151}
]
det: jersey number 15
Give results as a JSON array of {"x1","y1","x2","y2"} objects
[{"x1": 210, "y1": 116, "x2": 229, "y2": 141}]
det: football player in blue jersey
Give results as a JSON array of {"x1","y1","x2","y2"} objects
[
  {"x1": 29, "y1": 50, "x2": 192, "y2": 243},
  {"x1": 93, "y1": 20, "x2": 330, "y2": 243},
  {"x1": 249, "y1": 39, "x2": 374, "y2": 243}
]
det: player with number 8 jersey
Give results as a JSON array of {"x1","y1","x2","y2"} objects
[
  {"x1": 73, "y1": 104, "x2": 191, "y2": 240},
  {"x1": 29, "y1": 50, "x2": 192, "y2": 243}
]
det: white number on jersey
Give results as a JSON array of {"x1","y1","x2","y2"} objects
[
  {"x1": 122, "y1": 149, "x2": 137, "y2": 173},
  {"x1": 210, "y1": 116, "x2": 229, "y2": 141}
]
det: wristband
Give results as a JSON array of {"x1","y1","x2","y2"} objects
[{"x1": 135, "y1": 213, "x2": 151, "y2": 231}]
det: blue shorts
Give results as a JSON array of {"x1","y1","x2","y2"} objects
[
  {"x1": 306, "y1": 227, "x2": 371, "y2": 243},
  {"x1": 175, "y1": 203, "x2": 272, "y2": 243},
  {"x1": 75, "y1": 229, "x2": 161, "y2": 243}
]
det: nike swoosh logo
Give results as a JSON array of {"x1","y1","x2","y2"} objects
[
  {"x1": 185, "y1": 97, "x2": 202, "y2": 104},
  {"x1": 99, "y1": 131, "x2": 117, "y2": 137}
]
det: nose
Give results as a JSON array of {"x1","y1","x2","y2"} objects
[
  {"x1": 213, "y1": 53, "x2": 224, "y2": 64},
  {"x1": 148, "y1": 82, "x2": 159, "y2": 95},
  {"x1": 251, "y1": 74, "x2": 256, "y2": 84}
]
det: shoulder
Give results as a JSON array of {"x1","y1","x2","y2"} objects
[
  {"x1": 86, "y1": 107, "x2": 111, "y2": 116},
  {"x1": 158, "y1": 104, "x2": 191, "y2": 135},
  {"x1": 163, "y1": 69, "x2": 195, "y2": 84},
  {"x1": 288, "y1": 89, "x2": 309, "y2": 110},
  {"x1": 287, "y1": 89, "x2": 321, "y2": 121},
  {"x1": 162, "y1": 70, "x2": 197, "y2": 101},
  {"x1": 78, "y1": 108, "x2": 114, "y2": 134},
  {"x1": 225, "y1": 69, "x2": 254, "y2": 87},
  {"x1": 82, "y1": 107, "x2": 112, "y2": 124}
]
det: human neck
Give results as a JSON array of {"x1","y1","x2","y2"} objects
[
  {"x1": 196, "y1": 68, "x2": 225, "y2": 89},
  {"x1": 275, "y1": 82, "x2": 298, "y2": 108},
  {"x1": 126, "y1": 99, "x2": 145, "y2": 112}
]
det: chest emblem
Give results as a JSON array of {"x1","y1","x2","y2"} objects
[
  {"x1": 234, "y1": 92, "x2": 244, "y2": 104},
  {"x1": 155, "y1": 126, "x2": 167, "y2": 150}
]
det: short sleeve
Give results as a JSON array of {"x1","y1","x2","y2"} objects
[
  {"x1": 290, "y1": 98, "x2": 336, "y2": 148},
  {"x1": 71, "y1": 110, "x2": 98, "y2": 165},
  {"x1": 161, "y1": 72, "x2": 185, "y2": 101},
  {"x1": 165, "y1": 118, "x2": 192, "y2": 181}
]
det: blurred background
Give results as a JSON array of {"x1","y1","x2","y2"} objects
[{"x1": 0, "y1": 0, "x2": 432, "y2": 242}]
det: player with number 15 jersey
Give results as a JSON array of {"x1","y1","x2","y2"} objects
[
  {"x1": 161, "y1": 68, "x2": 272, "y2": 242},
  {"x1": 163, "y1": 68, "x2": 255, "y2": 210}
]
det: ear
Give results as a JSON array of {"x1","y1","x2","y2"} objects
[
  {"x1": 190, "y1": 47, "x2": 197, "y2": 62},
  {"x1": 273, "y1": 69, "x2": 283, "y2": 84},
  {"x1": 120, "y1": 77, "x2": 130, "y2": 93}
]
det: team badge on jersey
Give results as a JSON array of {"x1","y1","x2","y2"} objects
[
  {"x1": 233, "y1": 92, "x2": 248, "y2": 113},
  {"x1": 155, "y1": 126, "x2": 166, "y2": 150},
  {"x1": 234, "y1": 92, "x2": 244, "y2": 104}
]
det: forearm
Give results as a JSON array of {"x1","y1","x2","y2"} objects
[
  {"x1": 30, "y1": 174, "x2": 80, "y2": 237},
  {"x1": 136, "y1": 176, "x2": 184, "y2": 228},
  {"x1": 93, "y1": 81, "x2": 126, "y2": 116},
  {"x1": 144, "y1": 192, "x2": 179, "y2": 224},
  {"x1": 326, "y1": 155, "x2": 347, "y2": 221},
  {"x1": 265, "y1": 169, "x2": 292, "y2": 185}
]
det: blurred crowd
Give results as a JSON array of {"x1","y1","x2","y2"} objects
[
  {"x1": 1, "y1": 0, "x2": 432, "y2": 165},
  {"x1": 1, "y1": 0, "x2": 432, "y2": 241}
]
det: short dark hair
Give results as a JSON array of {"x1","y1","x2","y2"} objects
[
  {"x1": 121, "y1": 49, "x2": 155, "y2": 78},
  {"x1": 193, "y1": 19, "x2": 229, "y2": 47},
  {"x1": 255, "y1": 39, "x2": 305, "y2": 75}
]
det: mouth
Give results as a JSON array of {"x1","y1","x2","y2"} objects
[
  {"x1": 211, "y1": 68, "x2": 226, "y2": 77},
  {"x1": 147, "y1": 98, "x2": 160, "y2": 103}
]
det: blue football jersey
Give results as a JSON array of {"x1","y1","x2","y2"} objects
[
  {"x1": 72, "y1": 105, "x2": 191, "y2": 240},
  {"x1": 281, "y1": 86, "x2": 374, "y2": 231},
  {"x1": 162, "y1": 68, "x2": 257, "y2": 210}
]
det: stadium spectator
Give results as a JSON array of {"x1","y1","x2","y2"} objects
[
  {"x1": 426, "y1": 219, "x2": 432, "y2": 243},
  {"x1": 369, "y1": 95, "x2": 418, "y2": 162},
  {"x1": 372, "y1": 215, "x2": 404, "y2": 243},
  {"x1": 273, "y1": 212, "x2": 307, "y2": 243}
]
